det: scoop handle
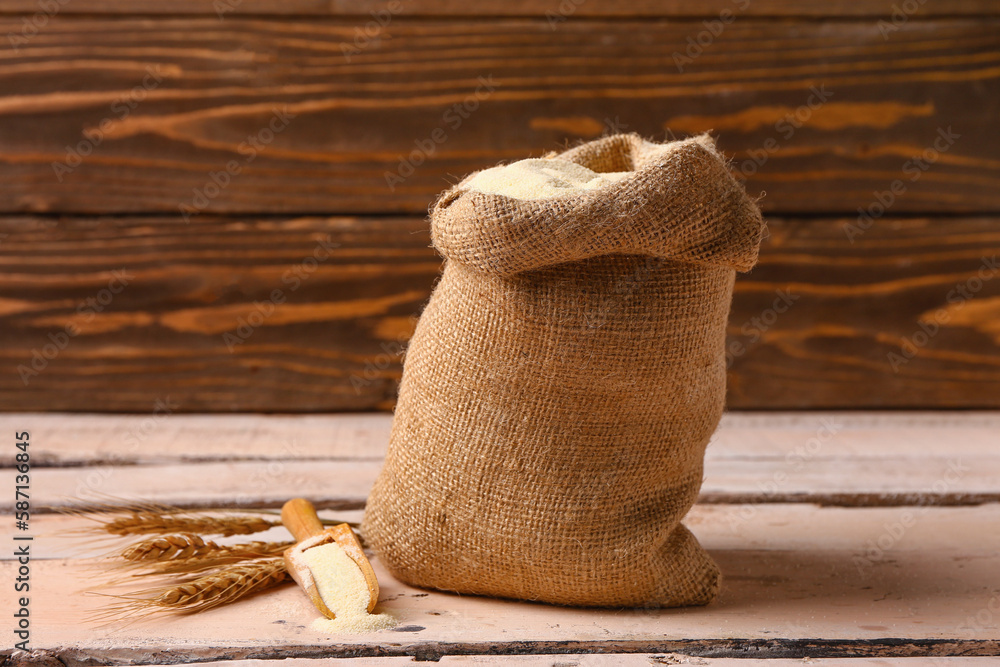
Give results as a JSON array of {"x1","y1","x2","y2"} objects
[{"x1": 281, "y1": 498, "x2": 326, "y2": 543}]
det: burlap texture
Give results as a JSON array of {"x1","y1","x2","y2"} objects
[{"x1": 362, "y1": 133, "x2": 765, "y2": 608}]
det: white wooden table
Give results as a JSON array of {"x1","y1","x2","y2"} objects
[{"x1": 2, "y1": 412, "x2": 999, "y2": 666}]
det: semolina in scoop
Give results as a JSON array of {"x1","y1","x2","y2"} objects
[{"x1": 280, "y1": 498, "x2": 379, "y2": 619}]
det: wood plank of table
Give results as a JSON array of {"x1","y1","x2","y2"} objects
[
  {"x1": 119, "y1": 658, "x2": 1000, "y2": 667},
  {"x1": 3, "y1": 504, "x2": 998, "y2": 663},
  {"x1": 2, "y1": 216, "x2": 999, "y2": 412},
  {"x1": 1, "y1": 0, "x2": 998, "y2": 17},
  {"x1": 4, "y1": 411, "x2": 999, "y2": 466},
  {"x1": 0, "y1": 413, "x2": 393, "y2": 466},
  {"x1": 1, "y1": 19, "x2": 997, "y2": 215},
  {"x1": 14, "y1": 460, "x2": 381, "y2": 512},
  {"x1": 9, "y1": 454, "x2": 995, "y2": 512},
  {"x1": 4, "y1": 412, "x2": 998, "y2": 511}
]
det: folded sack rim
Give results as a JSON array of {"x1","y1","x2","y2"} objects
[{"x1": 430, "y1": 133, "x2": 765, "y2": 276}]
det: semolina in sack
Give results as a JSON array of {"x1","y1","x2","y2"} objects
[{"x1": 362, "y1": 133, "x2": 765, "y2": 608}]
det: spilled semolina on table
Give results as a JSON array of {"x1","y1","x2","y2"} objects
[{"x1": 1, "y1": 412, "x2": 999, "y2": 665}]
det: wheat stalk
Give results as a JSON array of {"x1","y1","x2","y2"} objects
[
  {"x1": 103, "y1": 558, "x2": 290, "y2": 617},
  {"x1": 101, "y1": 512, "x2": 279, "y2": 537},
  {"x1": 121, "y1": 533, "x2": 214, "y2": 561},
  {"x1": 120, "y1": 533, "x2": 291, "y2": 566},
  {"x1": 155, "y1": 558, "x2": 289, "y2": 611},
  {"x1": 66, "y1": 499, "x2": 356, "y2": 540},
  {"x1": 79, "y1": 499, "x2": 358, "y2": 619}
]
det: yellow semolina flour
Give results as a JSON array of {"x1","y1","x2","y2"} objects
[
  {"x1": 302, "y1": 541, "x2": 396, "y2": 633},
  {"x1": 464, "y1": 157, "x2": 630, "y2": 200}
]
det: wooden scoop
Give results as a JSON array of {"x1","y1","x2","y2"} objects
[{"x1": 280, "y1": 498, "x2": 379, "y2": 617}]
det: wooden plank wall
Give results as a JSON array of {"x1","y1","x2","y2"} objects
[{"x1": 1, "y1": 1, "x2": 999, "y2": 411}]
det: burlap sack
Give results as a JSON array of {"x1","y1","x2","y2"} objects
[{"x1": 362, "y1": 133, "x2": 764, "y2": 608}]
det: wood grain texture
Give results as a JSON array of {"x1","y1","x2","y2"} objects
[
  {"x1": 2, "y1": 215, "x2": 999, "y2": 411},
  {"x1": 6, "y1": 410, "x2": 998, "y2": 467},
  {"x1": 0, "y1": 215, "x2": 436, "y2": 412},
  {"x1": 729, "y1": 216, "x2": 1000, "y2": 408},
  {"x1": 7, "y1": 440, "x2": 996, "y2": 512},
  {"x1": 2, "y1": 413, "x2": 997, "y2": 661},
  {"x1": 2, "y1": 0, "x2": 1000, "y2": 17},
  {"x1": 4, "y1": 412, "x2": 997, "y2": 511},
  {"x1": 4, "y1": 504, "x2": 999, "y2": 662},
  {"x1": 11, "y1": 657, "x2": 1000, "y2": 667},
  {"x1": 0, "y1": 18, "x2": 997, "y2": 215}
]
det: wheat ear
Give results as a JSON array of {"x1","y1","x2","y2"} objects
[
  {"x1": 120, "y1": 533, "x2": 291, "y2": 564},
  {"x1": 108, "y1": 558, "x2": 289, "y2": 616},
  {"x1": 102, "y1": 512, "x2": 279, "y2": 537}
]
